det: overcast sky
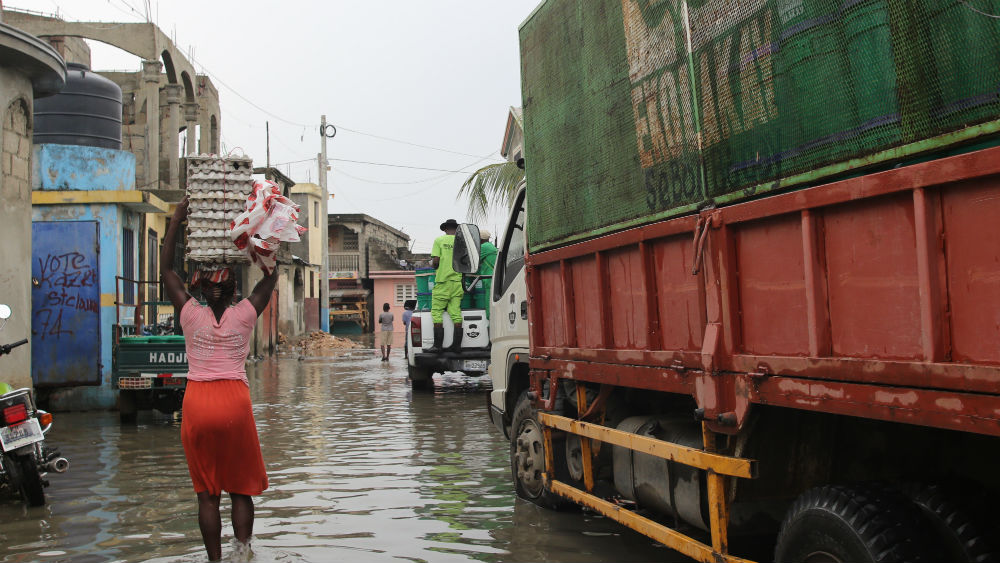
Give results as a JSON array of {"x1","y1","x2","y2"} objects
[{"x1": 15, "y1": 0, "x2": 541, "y2": 252}]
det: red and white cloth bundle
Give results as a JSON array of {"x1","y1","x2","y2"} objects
[
  {"x1": 230, "y1": 180, "x2": 307, "y2": 274},
  {"x1": 189, "y1": 267, "x2": 233, "y2": 288}
]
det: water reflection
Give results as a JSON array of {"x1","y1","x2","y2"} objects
[{"x1": 0, "y1": 349, "x2": 676, "y2": 562}]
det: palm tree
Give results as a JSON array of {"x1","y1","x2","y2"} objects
[{"x1": 457, "y1": 160, "x2": 524, "y2": 224}]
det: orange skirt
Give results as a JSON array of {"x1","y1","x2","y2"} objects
[{"x1": 181, "y1": 379, "x2": 268, "y2": 496}]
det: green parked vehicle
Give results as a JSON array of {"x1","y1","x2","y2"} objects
[
  {"x1": 112, "y1": 281, "x2": 188, "y2": 423},
  {"x1": 112, "y1": 333, "x2": 187, "y2": 423}
]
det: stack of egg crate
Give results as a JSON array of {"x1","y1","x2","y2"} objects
[{"x1": 185, "y1": 155, "x2": 254, "y2": 265}]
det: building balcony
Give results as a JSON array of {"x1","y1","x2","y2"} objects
[{"x1": 330, "y1": 251, "x2": 361, "y2": 276}]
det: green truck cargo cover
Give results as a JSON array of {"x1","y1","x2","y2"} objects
[{"x1": 521, "y1": 0, "x2": 1000, "y2": 251}]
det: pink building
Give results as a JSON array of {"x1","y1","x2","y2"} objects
[{"x1": 369, "y1": 270, "x2": 416, "y2": 345}]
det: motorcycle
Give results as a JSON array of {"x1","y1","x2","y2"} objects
[{"x1": 0, "y1": 304, "x2": 68, "y2": 507}]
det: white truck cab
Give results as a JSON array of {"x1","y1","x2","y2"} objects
[{"x1": 451, "y1": 185, "x2": 530, "y2": 435}]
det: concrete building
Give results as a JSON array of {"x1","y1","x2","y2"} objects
[
  {"x1": 6, "y1": 8, "x2": 238, "y2": 350},
  {"x1": 9, "y1": 13, "x2": 319, "y2": 310},
  {"x1": 5, "y1": 9, "x2": 223, "y2": 196},
  {"x1": 369, "y1": 270, "x2": 415, "y2": 347},
  {"x1": 0, "y1": 16, "x2": 65, "y2": 391},
  {"x1": 327, "y1": 214, "x2": 411, "y2": 334},
  {"x1": 289, "y1": 182, "x2": 324, "y2": 333},
  {"x1": 31, "y1": 144, "x2": 167, "y2": 410},
  {"x1": 501, "y1": 107, "x2": 523, "y2": 164},
  {"x1": 5, "y1": 10, "x2": 231, "y2": 335}
]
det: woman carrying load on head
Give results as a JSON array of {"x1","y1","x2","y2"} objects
[{"x1": 160, "y1": 195, "x2": 278, "y2": 561}]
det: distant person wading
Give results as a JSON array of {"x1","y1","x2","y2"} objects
[
  {"x1": 161, "y1": 196, "x2": 278, "y2": 562},
  {"x1": 378, "y1": 302, "x2": 394, "y2": 361}
]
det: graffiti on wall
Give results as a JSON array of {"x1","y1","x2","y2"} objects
[{"x1": 34, "y1": 251, "x2": 99, "y2": 339}]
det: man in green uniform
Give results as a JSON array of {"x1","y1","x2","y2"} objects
[
  {"x1": 428, "y1": 219, "x2": 463, "y2": 352},
  {"x1": 476, "y1": 228, "x2": 498, "y2": 318}
]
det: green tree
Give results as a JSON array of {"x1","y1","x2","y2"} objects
[{"x1": 457, "y1": 161, "x2": 524, "y2": 223}]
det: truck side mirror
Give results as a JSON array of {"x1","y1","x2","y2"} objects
[{"x1": 453, "y1": 224, "x2": 482, "y2": 274}]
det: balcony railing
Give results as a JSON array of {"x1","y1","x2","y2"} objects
[{"x1": 330, "y1": 251, "x2": 361, "y2": 273}]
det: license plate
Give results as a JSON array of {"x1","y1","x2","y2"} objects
[
  {"x1": 0, "y1": 418, "x2": 43, "y2": 452},
  {"x1": 464, "y1": 359, "x2": 488, "y2": 371}
]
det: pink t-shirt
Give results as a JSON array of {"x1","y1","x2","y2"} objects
[{"x1": 180, "y1": 298, "x2": 258, "y2": 385}]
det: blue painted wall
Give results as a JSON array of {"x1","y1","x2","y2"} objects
[
  {"x1": 32, "y1": 144, "x2": 135, "y2": 191},
  {"x1": 31, "y1": 142, "x2": 142, "y2": 410},
  {"x1": 32, "y1": 203, "x2": 141, "y2": 410}
]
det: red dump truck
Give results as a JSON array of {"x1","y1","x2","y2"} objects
[{"x1": 462, "y1": 2, "x2": 1000, "y2": 562}]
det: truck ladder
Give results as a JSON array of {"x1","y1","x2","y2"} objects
[{"x1": 538, "y1": 384, "x2": 758, "y2": 563}]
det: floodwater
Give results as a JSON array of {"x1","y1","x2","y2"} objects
[{"x1": 0, "y1": 345, "x2": 681, "y2": 562}]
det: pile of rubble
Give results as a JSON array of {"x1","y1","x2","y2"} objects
[{"x1": 298, "y1": 331, "x2": 362, "y2": 353}]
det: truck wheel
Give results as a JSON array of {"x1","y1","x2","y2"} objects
[
  {"x1": 510, "y1": 390, "x2": 569, "y2": 510},
  {"x1": 408, "y1": 365, "x2": 433, "y2": 391},
  {"x1": 775, "y1": 485, "x2": 930, "y2": 563},
  {"x1": 905, "y1": 484, "x2": 999, "y2": 562},
  {"x1": 15, "y1": 454, "x2": 45, "y2": 507},
  {"x1": 119, "y1": 392, "x2": 138, "y2": 424}
]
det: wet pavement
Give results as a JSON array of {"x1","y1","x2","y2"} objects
[{"x1": 0, "y1": 344, "x2": 680, "y2": 562}]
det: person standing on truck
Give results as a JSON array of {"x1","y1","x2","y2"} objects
[
  {"x1": 476, "y1": 229, "x2": 498, "y2": 318},
  {"x1": 428, "y1": 218, "x2": 463, "y2": 353},
  {"x1": 378, "y1": 303, "x2": 394, "y2": 361},
  {"x1": 160, "y1": 196, "x2": 278, "y2": 562}
]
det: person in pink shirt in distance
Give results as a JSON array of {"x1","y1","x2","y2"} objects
[{"x1": 160, "y1": 195, "x2": 277, "y2": 561}]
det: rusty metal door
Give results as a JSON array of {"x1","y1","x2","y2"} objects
[
  {"x1": 31, "y1": 221, "x2": 101, "y2": 386},
  {"x1": 304, "y1": 297, "x2": 319, "y2": 332}
]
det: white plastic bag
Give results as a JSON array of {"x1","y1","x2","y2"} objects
[{"x1": 230, "y1": 180, "x2": 307, "y2": 274}]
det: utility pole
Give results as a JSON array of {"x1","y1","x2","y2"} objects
[
  {"x1": 265, "y1": 121, "x2": 272, "y2": 181},
  {"x1": 319, "y1": 115, "x2": 334, "y2": 333}
]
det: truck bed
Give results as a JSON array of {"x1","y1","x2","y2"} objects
[
  {"x1": 407, "y1": 310, "x2": 490, "y2": 376},
  {"x1": 527, "y1": 145, "x2": 1000, "y2": 437}
]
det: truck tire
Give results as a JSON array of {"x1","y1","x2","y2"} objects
[
  {"x1": 775, "y1": 484, "x2": 930, "y2": 563},
  {"x1": 408, "y1": 365, "x2": 433, "y2": 391},
  {"x1": 153, "y1": 389, "x2": 184, "y2": 417},
  {"x1": 119, "y1": 391, "x2": 138, "y2": 424},
  {"x1": 905, "y1": 484, "x2": 999, "y2": 562},
  {"x1": 510, "y1": 390, "x2": 570, "y2": 510}
]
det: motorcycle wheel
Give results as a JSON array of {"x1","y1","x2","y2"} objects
[{"x1": 15, "y1": 455, "x2": 45, "y2": 507}]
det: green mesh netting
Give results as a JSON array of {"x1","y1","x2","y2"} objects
[{"x1": 521, "y1": 0, "x2": 1000, "y2": 251}]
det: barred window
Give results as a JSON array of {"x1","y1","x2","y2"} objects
[{"x1": 342, "y1": 229, "x2": 359, "y2": 251}]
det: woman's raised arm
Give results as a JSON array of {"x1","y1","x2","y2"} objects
[{"x1": 160, "y1": 196, "x2": 191, "y2": 310}]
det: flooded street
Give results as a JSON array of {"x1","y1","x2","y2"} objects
[{"x1": 0, "y1": 346, "x2": 676, "y2": 562}]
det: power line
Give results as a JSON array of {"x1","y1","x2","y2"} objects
[
  {"x1": 119, "y1": 19, "x2": 503, "y2": 166},
  {"x1": 108, "y1": 0, "x2": 145, "y2": 21},
  {"x1": 188, "y1": 59, "x2": 312, "y2": 128},
  {"x1": 330, "y1": 157, "x2": 487, "y2": 173},
  {"x1": 272, "y1": 157, "x2": 316, "y2": 167},
  {"x1": 273, "y1": 154, "x2": 497, "y2": 174},
  {"x1": 184, "y1": 55, "x2": 503, "y2": 160},
  {"x1": 333, "y1": 167, "x2": 457, "y2": 185},
  {"x1": 330, "y1": 153, "x2": 498, "y2": 202},
  {"x1": 335, "y1": 126, "x2": 504, "y2": 159}
]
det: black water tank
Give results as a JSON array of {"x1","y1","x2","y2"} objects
[{"x1": 33, "y1": 63, "x2": 122, "y2": 149}]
